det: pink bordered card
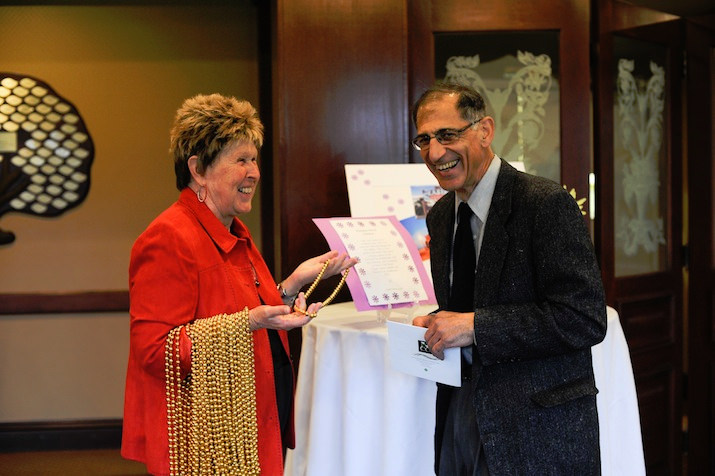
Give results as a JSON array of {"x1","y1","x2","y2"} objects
[{"x1": 313, "y1": 216, "x2": 436, "y2": 311}]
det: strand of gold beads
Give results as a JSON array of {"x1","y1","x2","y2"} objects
[
  {"x1": 165, "y1": 327, "x2": 181, "y2": 475},
  {"x1": 293, "y1": 259, "x2": 350, "y2": 318},
  {"x1": 165, "y1": 308, "x2": 260, "y2": 476}
]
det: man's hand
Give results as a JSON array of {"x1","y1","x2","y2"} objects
[{"x1": 412, "y1": 311, "x2": 474, "y2": 359}]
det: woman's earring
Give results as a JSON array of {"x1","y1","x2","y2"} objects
[{"x1": 196, "y1": 187, "x2": 207, "y2": 203}]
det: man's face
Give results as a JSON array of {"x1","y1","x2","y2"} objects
[{"x1": 415, "y1": 94, "x2": 491, "y2": 201}]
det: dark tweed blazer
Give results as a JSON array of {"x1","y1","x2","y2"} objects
[{"x1": 428, "y1": 159, "x2": 607, "y2": 475}]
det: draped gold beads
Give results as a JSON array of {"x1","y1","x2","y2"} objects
[{"x1": 165, "y1": 308, "x2": 260, "y2": 475}]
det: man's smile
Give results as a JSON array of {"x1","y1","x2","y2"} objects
[{"x1": 436, "y1": 158, "x2": 459, "y2": 171}]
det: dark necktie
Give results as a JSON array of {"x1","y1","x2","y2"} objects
[{"x1": 449, "y1": 202, "x2": 476, "y2": 312}]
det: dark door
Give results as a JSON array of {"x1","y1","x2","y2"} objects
[
  {"x1": 685, "y1": 17, "x2": 715, "y2": 476},
  {"x1": 595, "y1": 2, "x2": 684, "y2": 474}
]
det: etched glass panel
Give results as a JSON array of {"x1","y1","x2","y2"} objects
[
  {"x1": 435, "y1": 32, "x2": 561, "y2": 182},
  {"x1": 613, "y1": 36, "x2": 668, "y2": 276}
]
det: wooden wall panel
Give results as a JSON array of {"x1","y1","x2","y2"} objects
[
  {"x1": 268, "y1": 0, "x2": 409, "y2": 356},
  {"x1": 619, "y1": 293, "x2": 676, "y2": 348},
  {"x1": 270, "y1": 0, "x2": 409, "y2": 283},
  {"x1": 629, "y1": 363, "x2": 678, "y2": 474},
  {"x1": 431, "y1": 0, "x2": 589, "y2": 31}
]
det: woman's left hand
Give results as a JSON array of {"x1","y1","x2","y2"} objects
[{"x1": 283, "y1": 250, "x2": 358, "y2": 294}]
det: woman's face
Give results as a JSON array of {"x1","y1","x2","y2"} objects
[{"x1": 202, "y1": 139, "x2": 260, "y2": 226}]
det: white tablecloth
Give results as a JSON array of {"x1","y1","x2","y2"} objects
[
  {"x1": 284, "y1": 303, "x2": 645, "y2": 476},
  {"x1": 594, "y1": 307, "x2": 646, "y2": 476}
]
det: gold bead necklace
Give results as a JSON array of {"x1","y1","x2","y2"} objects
[
  {"x1": 293, "y1": 259, "x2": 349, "y2": 318},
  {"x1": 165, "y1": 308, "x2": 260, "y2": 475}
]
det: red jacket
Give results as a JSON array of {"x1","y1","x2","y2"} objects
[{"x1": 122, "y1": 188, "x2": 293, "y2": 476}]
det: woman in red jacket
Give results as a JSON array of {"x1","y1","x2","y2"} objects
[{"x1": 121, "y1": 93, "x2": 356, "y2": 476}]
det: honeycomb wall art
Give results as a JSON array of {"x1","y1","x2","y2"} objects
[{"x1": 0, "y1": 73, "x2": 94, "y2": 245}]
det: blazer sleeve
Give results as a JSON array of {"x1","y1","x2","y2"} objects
[
  {"x1": 128, "y1": 221, "x2": 199, "y2": 379},
  {"x1": 474, "y1": 186, "x2": 607, "y2": 365}
]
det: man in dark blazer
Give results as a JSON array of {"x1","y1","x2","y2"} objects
[{"x1": 412, "y1": 82, "x2": 606, "y2": 475}]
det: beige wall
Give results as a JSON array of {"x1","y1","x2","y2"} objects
[
  {"x1": 0, "y1": 4, "x2": 261, "y2": 422},
  {"x1": 0, "y1": 312, "x2": 129, "y2": 421}
]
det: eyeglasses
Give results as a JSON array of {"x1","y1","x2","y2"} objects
[{"x1": 411, "y1": 118, "x2": 482, "y2": 151}]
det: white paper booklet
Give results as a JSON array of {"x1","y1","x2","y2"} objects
[{"x1": 386, "y1": 320, "x2": 461, "y2": 387}]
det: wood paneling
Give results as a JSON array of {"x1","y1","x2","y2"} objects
[
  {"x1": 619, "y1": 293, "x2": 676, "y2": 348},
  {"x1": 628, "y1": 363, "x2": 678, "y2": 474},
  {"x1": 271, "y1": 0, "x2": 409, "y2": 277},
  {"x1": 0, "y1": 420, "x2": 122, "y2": 452},
  {"x1": 0, "y1": 291, "x2": 128, "y2": 315},
  {"x1": 267, "y1": 0, "x2": 409, "y2": 358}
]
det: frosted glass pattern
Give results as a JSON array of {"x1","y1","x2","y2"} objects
[
  {"x1": 435, "y1": 32, "x2": 561, "y2": 182},
  {"x1": 613, "y1": 37, "x2": 668, "y2": 276}
]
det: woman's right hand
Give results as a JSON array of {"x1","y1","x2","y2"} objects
[{"x1": 248, "y1": 293, "x2": 321, "y2": 331}]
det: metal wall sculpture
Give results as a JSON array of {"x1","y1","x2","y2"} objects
[{"x1": 0, "y1": 73, "x2": 94, "y2": 245}]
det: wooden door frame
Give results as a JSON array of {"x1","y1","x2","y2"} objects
[
  {"x1": 594, "y1": 0, "x2": 682, "y2": 303},
  {"x1": 594, "y1": 1, "x2": 685, "y2": 473}
]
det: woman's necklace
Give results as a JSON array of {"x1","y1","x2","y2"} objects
[{"x1": 293, "y1": 259, "x2": 349, "y2": 318}]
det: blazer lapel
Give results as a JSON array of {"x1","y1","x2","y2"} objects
[{"x1": 475, "y1": 160, "x2": 516, "y2": 306}]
